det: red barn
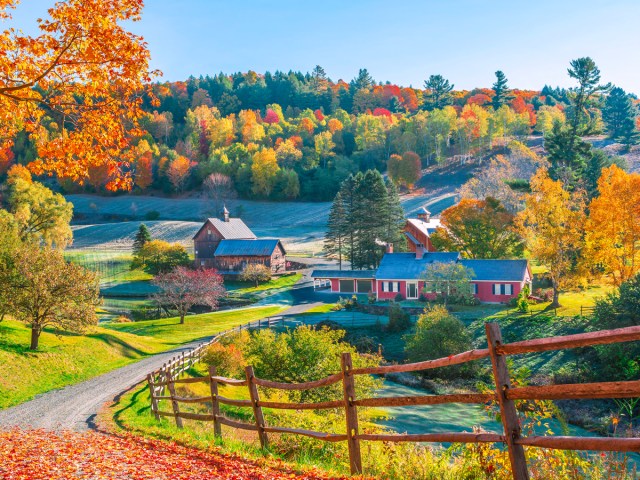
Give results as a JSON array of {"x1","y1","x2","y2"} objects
[{"x1": 193, "y1": 208, "x2": 286, "y2": 274}]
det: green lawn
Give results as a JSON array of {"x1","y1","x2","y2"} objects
[
  {"x1": 104, "y1": 306, "x2": 286, "y2": 346},
  {"x1": 226, "y1": 273, "x2": 302, "y2": 295},
  {"x1": 0, "y1": 305, "x2": 284, "y2": 409}
]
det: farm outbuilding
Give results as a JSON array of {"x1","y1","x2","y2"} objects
[{"x1": 193, "y1": 208, "x2": 286, "y2": 274}]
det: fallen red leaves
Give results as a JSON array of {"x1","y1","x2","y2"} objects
[{"x1": 0, "y1": 429, "x2": 347, "y2": 480}]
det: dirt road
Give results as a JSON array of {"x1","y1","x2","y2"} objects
[{"x1": 0, "y1": 339, "x2": 207, "y2": 431}]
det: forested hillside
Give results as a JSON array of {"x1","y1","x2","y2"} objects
[{"x1": 6, "y1": 62, "x2": 639, "y2": 202}]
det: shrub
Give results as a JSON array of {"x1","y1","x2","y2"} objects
[
  {"x1": 240, "y1": 264, "x2": 271, "y2": 286},
  {"x1": 404, "y1": 306, "x2": 474, "y2": 378},
  {"x1": 115, "y1": 315, "x2": 132, "y2": 323},
  {"x1": 144, "y1": 210, "x2": 160, "y2": 220},
  {"x1": 246, "y1": 325, "x2": 381, "y2": 402},
  {"x1": 201, "y1": 342, "x2": 246, "y2": 378},
  {"x1": 517, "y1": 285, "x2": 531, "y2": 312},
  {"x1": 387, "y1": 302, "x2": 412, "y2": 333},
  {"x1": 394, "y1": 292, "x2": 404, "y2": 302},
  {"x1": 367, "y1": 291, "x2": 376, "y2": 304}
]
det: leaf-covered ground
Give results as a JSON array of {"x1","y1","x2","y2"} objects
[{"x1": 0, "y1": 429, "x2": 347, "y2": 480}]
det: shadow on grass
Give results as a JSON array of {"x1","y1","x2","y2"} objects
[{"x1": 85, "y1": 332, "x2": 150, "y2": 358}]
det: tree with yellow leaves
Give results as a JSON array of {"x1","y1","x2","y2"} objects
[
  {"x1": 585, "y1": 165, "x2": 640, "y2": 286},
  {"x1": 251, "y1": 148, "x2": 279, "y2": 198},
  {"x1": 517, "y1": 168, "x2": 586, "y2": 307},
  {"x1": 0, "y1": 0, "x2": 155, "y2": 190}
]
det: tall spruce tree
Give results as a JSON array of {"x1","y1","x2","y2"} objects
[
  {"x1": 381, "y1": 179, "x2": 405, "y2": 248},
  {"x1": 326, "y1": 171, "x2": 405, "y2": 271},
  {"x1": 423, "y1": 74, "x2": 454, "y2": 111},
  {"x1": 325, "y1": 191, "x2": 347, "y2": 270},
  {"x1": 603, "y1": 86, "x2": 640, "y2": 147},
  {"x1": 491, "y1": 70, "x2": 514, "y2": 109},
  {"x1": 133, "y1": 224, "x2": 152, "y2": 256}
]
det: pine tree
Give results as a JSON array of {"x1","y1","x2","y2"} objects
[
  {"x1": 133, "y1": 224, "x2": 151, "y2": 256},
  {"x1": 381, "y1": 179, "x2": 405, "y2": 248},
  {"x1": 422, "y1": 74, "x2": 454, "y2": 111},
  {"x1": 325, "y1": 191, "x2": 347, "y2": 270},
  {"x1": 491, "y1": 70, "x2": 514, "y2": 109},
  {"x1": 603, "y1": 87, "x2": 640, "y2": 148}
]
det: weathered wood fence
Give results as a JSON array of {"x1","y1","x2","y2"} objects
[{"x1": 146, "y1": 322, "x2": 640, "y2": 480}]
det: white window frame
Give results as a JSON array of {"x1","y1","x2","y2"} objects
[
  {"x1": 505, "y1": 284, "x2": 513, "y2": 295},
  {"x1": 472, "y1": 283, "x2": 478, "y2": 295}
]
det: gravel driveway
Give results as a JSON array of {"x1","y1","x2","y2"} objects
[{"x1": 0, "y1": 339, "x2": 208, "y2": 431}]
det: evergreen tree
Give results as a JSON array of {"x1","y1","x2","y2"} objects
[
  {"x1": 566, "y1": 57, "x2": 611, "y2": 139},
  {"x1": 546, "y1": 121, "x2": 592, "y2": 189},
  {"x1": 133, "y1": 224, "x2": 152, "y2": 255},
  {"x1": 423, "y1": 74, "x2": 454, "y2": 111},
  {"x1": 603, "y1": 86, "x2": 640, "y2": 147},
  {"x1": 350, "y1": 68, "x2": 374, "y2": 92},
  {"x1": 325, "y1": 191, "x2": 347, "y2": 270},
  {"x1": 491, "y1": 70, "x2": 514, "y2": 109},
  {"x1": 328, "y1": 171, "x2": 406, "y2": 271},
  {"x1": 381, "y1": 179, "x2": 405, "y2": 248},
  {"x1": 584, "y1": 150, "x2": 627, "y2": 199}
]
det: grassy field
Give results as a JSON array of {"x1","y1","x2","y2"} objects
[
  {"x1": 226, "y1": 273, "x2": 301, "y2": 294},
  {"x1": 0, "y1": 306, "x2": 284, "y2": 409}
]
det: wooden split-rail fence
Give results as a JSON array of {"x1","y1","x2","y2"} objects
[{"x1": 146, "y1": 322, "x2": 640, "y2": 480}]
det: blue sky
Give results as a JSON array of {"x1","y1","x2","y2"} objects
[{"x1": 12, "y1": 0, "x2": 640, "y2": 93}]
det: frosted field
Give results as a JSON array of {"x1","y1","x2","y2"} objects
[{"x1": 67, "y1": 193, "x2": 456, "y2": 254}]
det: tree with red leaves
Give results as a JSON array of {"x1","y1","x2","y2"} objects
[
  {"x1": 152, "y1": 266, "x2": 225, "y2": 324},
  {"x1": 263, "y1": 108, "x2": 280, "y2": 124}
]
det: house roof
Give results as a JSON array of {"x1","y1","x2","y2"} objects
[
  {"x1": 404, "y1": 231, "x2": 420, "y2": 246},
  {"x1": 460, "y1": 259, "x2": 530, "y2": 282},
  {"x1": 214, "y1": 239, "x2": 282, "y2": 257},
  {"x1": 406, "y1": 218, "x2": 442, "y2": 237},
  {"x1": 376, "y1": 252, "x2": 461, "y2": 280},
  {"x1": 193, "y1": 217, "x2": 257, "y2": 240},
  {"x1": 311, "y1": 269, "x2": 376, "y2": 279}
]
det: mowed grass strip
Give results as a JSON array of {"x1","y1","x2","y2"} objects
[{"x1": 0, "y1": 306, "x2": 285, "y2": 409}]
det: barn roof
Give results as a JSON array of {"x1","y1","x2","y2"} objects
[
  {"x1": 376, "y1": 252, "x2": 461, "y2": 280},
  {"x1": 406, "y1": 218, "x2": 442, "y2": 237},
  {"x1": 192, "y1": 217, "x2": 256, "y2": 240},
  {"x1": 310, "y1": 270, "x2": 376, "y2": 279},
  {"x1": 214, "y1": 239, "x2": 282, "y2": 257},
  {"x1": 460, "y1": 259, "x2": 530, "y2": 282}
]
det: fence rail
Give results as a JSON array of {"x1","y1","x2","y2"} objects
[{"x1": 146, "y1": 322, "x2": 640, "y2": 480}]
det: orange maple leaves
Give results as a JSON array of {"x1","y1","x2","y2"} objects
[
  {"x1": 0, "y1": 429, "x2": 345, "y2": 480},
  {"x1": 0, "y1": 0, "x2": 157, "y2": 190}
]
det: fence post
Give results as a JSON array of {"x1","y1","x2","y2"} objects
[
  {"x1": 209, "y1": 366, "x2": 222, "y2": 437},
  {"x1": 485, "y1": 323, "x2": 529, "y2": 480},
  {"x1": 245, "y1": 366, "x2": 269, "y2": 449},
  {"x1": 166, "y1": 368, "x2": 183, "y2": 429},
  {"x1": 341, "y1": 352, "x2": 362, "y2": 475},
  {"x1": 147, "y1": 374, "x2": 160, "y2": 421}
]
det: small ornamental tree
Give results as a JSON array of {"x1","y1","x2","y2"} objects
[
  {"x1": 2, "y1": 244, "x2": 100, "y2": 350},
  {"x1": 240, "y1": 263, "x2": 272, "y2": 286},
  {"x1": 152, "y1": 267, "x2": 225, "y2": 324},
  {"x1": 422, "y1": 262, "x2": 475, "y2": 305}
]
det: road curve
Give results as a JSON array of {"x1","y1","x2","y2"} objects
[{"x1": 0, "y1": 339, "x2": 208, "y2": 431}]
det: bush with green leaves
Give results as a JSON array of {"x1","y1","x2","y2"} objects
[
  {"x1": 245, "y1": 325, "x2": 381, "y2": 402},
  {"x1": 387, "y1": 302, "x2": 412, "y2": 332},
  {"x1": 404, "y1": 306, "x2": 474, "y2": 379}
]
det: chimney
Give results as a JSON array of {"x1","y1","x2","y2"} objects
[
  {"x1": 417, "y1": 207, "x2": 431, "y2": 223},
  {"x1": 222, "y1": 205, "x2": 230, "y2": 223},
  {"x1": 386, "y1": 243, "x2": 394, "y2": 254},
  {"x1": 416, "y1": 244, "x2": 425, "y2": 260}
]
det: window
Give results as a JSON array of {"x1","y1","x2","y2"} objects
[
  {"x1": 339, "y1": 279, "x2": 354, "y2": 293},
  {"x1": 472, "y1": 283, "x2": 478, "y2": 295},
  {"x1": 356, "y1": 280, "x2": 372, "y2": 293},
  {"x1": 200, "y1": 260, "x2": 205, "y2": 267},
  {"x1": 382, "y1": 281, "x2": 399, "y2": 293},
  {"x1": 493, "y1": 284, "x2": 513, "y2": 295}
]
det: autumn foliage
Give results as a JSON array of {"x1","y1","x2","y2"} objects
[
  {"x1": 0, "y1": 0, "x2": 155, "y2": 190},
  {"x1": 0, "y1": 429, "x2": 343, "y2": 479}
]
